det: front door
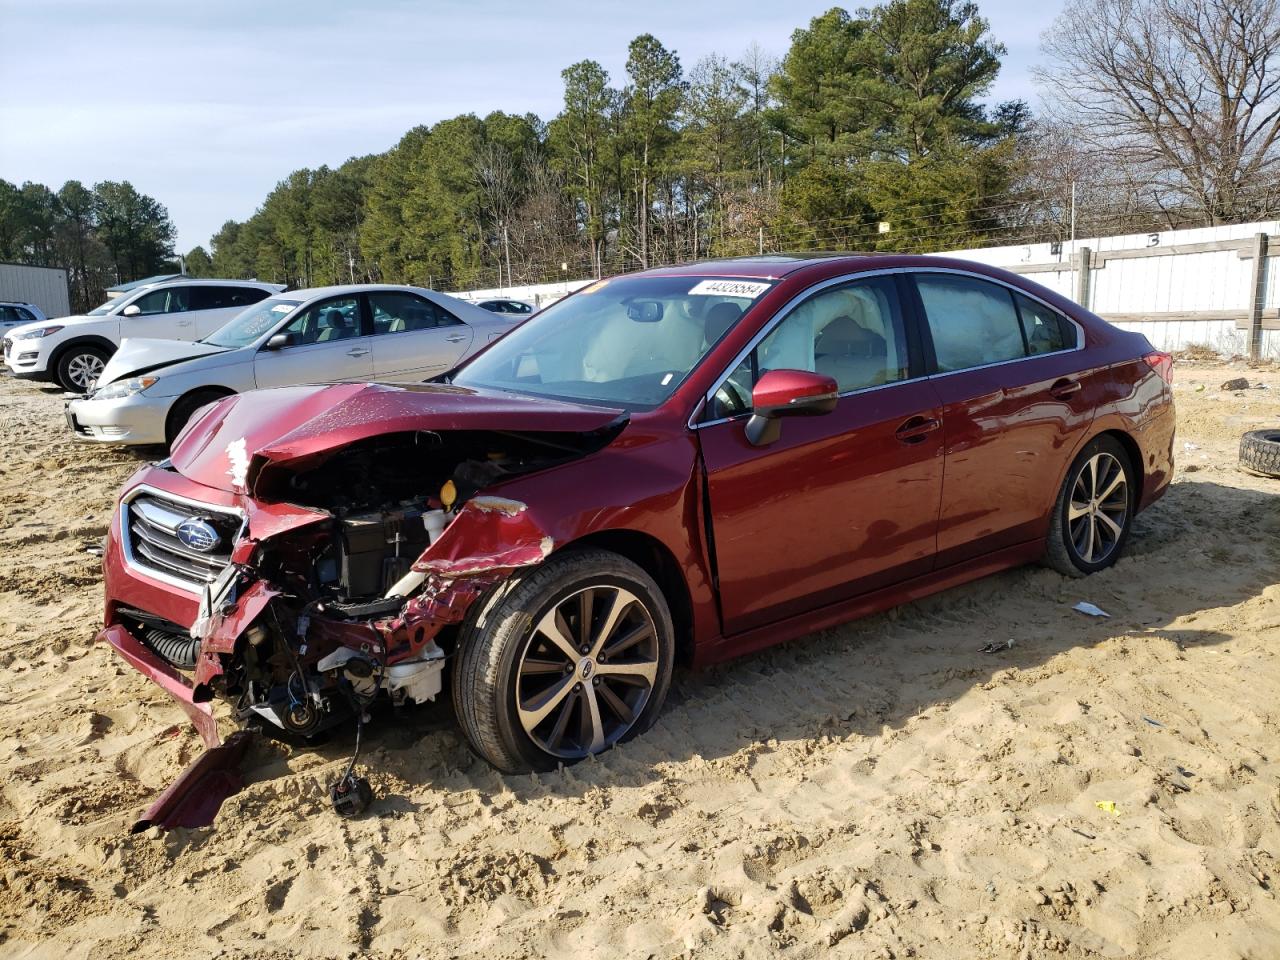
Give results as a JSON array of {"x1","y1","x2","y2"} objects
[
  {"x1": 697, "y1": 275, "x2": 944, "y2": 635},
  {"x1": 253, "y1": 294, "x2": 374, "y2": 388},
  {"x1": 122, "y1": 286, "x2": 199, "y2": 340}
]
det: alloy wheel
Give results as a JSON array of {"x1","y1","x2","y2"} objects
[
  {"x1": 67, "y1": 353, "x2": 104, "y2": 390},
  {"x1": 1068, "y1": 452, "x2": 1129, "y2": 564},
  {"x1": 515, "y1": 585, "x2": 659, "y2": 759}
]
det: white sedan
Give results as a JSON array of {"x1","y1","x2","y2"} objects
[{"x1": 65, "y1": 284, "x2": 518, "y2": 446}]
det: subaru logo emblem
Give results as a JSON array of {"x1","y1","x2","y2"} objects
[{"x1": 176, "y1": 518, "x2": 221, "y2": 553}]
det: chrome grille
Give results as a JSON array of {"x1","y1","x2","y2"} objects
[{"x1": 121, "y1": 489, "x2": 244, "y2": 592}]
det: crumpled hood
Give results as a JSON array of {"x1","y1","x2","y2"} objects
[
  {"x1": 168, "y1": 381, "x2": 627, "y2": 495},
  {"x1": 97, "y1": 338, "x2": 233, "y2": 386}
]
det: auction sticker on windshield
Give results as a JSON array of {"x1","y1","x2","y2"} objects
[{"x1": 688, "y1": 279, "x2": 771, "y2": 298}]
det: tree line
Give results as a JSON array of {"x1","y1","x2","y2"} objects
[
  {"x1": 6, "y1": 0, "x2": 1280, "y2": 305},
  {"x1": 0, "y1": 179, "x2": 176, "y2": 312},
  {"x1": 203, "y1": 1, "x2": 1031, "y2": 290}
]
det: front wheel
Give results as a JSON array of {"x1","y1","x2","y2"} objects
[
  {"x1": 1044, "y1": 435, "x2": 1136, "y2": 577},
  {"x1": 166, "y1": 389, "x2": 231, "y2": 449},
  {"x1": 56, "y1": 344, "x2": 110, "y2": 392},
  {"x1": 452, "y1": 549, "x2": 675, "y2": 773}
]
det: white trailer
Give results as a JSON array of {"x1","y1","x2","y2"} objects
[{"x1": 0, "y1": 262, "x2": 72, "y2": 318}]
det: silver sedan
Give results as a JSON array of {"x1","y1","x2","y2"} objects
[{"x1": 65, "y1": 284, "x2": 518, "y2": 446}]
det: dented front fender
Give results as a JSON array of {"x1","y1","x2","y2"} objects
[{"x1": 413, "y1": 496, "x2": 553, "y2": 577}]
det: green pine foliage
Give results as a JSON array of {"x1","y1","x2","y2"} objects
[{"x1": 4, "y1": 2, "x2": 1039, "y2": 298}]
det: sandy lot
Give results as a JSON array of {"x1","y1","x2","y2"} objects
[{"x1": 1, "y1": 361, "x2": 1279, "y2": 960}]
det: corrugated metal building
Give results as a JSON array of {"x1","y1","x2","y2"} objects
[{"x1": 0, "y1": 263, "x2": 72, "y2": 318}]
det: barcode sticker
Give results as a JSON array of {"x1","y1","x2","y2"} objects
[{"x1": 688, "y1": 279, "x2": 771, "y2": 298}]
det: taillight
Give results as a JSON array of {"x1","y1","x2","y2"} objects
[{"x1": 1144, "y1": 350, "x2": 1173, "y2": 385}]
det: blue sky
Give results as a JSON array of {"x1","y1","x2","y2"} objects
[{"x1": 0, "y1": 0, "x2": 1062, "y2": 252}]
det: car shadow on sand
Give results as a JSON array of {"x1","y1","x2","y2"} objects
[{"x1": 241, "y1": 476, "x2": 1280, "y2": 812}]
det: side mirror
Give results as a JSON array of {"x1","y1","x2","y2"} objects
[
  {"x1": 121, "y1": 304, "x2": 141, "y2": 317},
  {"x1": 264, "y1": 332, "x2": 295, "y2": 351},
  {"x1": 745, "y1": 369, "x2": 838, "y2": 446}
]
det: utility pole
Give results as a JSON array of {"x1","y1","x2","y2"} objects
[
  {"x1": 1069, "y1": 180, "x2": 1077, "y2": 250},
  {"x1": 758, "y1": 226, "x2": 764, "y2": 255},
  {"x1": 502, "y1": 222, "x2": 512, "y2": 289}
]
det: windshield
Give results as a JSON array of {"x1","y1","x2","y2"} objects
[
  {"x1": 453, "y1": 275, "x2": 773, "y2": 408},
  {"x1": 203, "y1": 298, "x2": 302, "y2": 348},
  {"x1": 87, "y1": 297, "x2": 123, "y2": 316}
]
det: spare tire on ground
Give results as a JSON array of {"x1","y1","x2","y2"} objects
[{"x1": 1239, "y1": 429, "x2": 1280, "y2": 478}]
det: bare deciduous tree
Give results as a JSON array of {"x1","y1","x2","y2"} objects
[{"x1": 1039, "y1": 0, "x2": 1280, "y2": 224}]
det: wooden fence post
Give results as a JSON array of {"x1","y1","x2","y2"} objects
[
  {"x1": 1075, "y1": 247, "x2": 1092, "y2": 308},
  {"x1": 1248, "y1": 233, "x2": 1268, "y2": 361}
]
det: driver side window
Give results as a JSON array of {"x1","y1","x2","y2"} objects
[
  {"x1": 279, "y1": 297, "x2": 362, "y2": 346},
  {"x1": 710, "y1": 276, "x2": 909, "y2": 419},
  {"x1": 131, "y1": 287, "x2": 190, "y2": 316}
]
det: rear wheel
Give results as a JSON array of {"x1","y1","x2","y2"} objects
[
  {"x1": 55, "y1": 344, "x2": 110, "y2": 392},
  {"x1": 452, "y1": 549, "x2": 674, "y2": 773},
  {"x1": 1044, "y1": 435, "x2": 1136, "y2": 577}
]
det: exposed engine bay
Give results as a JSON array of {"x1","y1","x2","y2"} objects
[{"x1": 106, "y1": 418, "x2": 624, "y2": 827}]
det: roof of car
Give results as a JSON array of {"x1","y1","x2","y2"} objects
[
  {"x1": 283, "y1": 283, "x2": 448, "y2": 300},
  {"x1": 636, "y1": 252, "x2": 896, "y2": 280}
]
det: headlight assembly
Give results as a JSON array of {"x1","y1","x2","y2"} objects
[
  {"x1": 91, "y1": 376, "x2": 158, "y2": 401},
  {"x1": 16, "y1": 325, "x2": 63, "y2": 339}
]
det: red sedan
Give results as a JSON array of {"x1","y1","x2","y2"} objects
[{"x1": 99, "y1": 254, "x2": 1174, "y2": 800}]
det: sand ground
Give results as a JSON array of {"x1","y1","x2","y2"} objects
[{"x1": 1, "y1": 360, "x2": 1279, "y2": 960}]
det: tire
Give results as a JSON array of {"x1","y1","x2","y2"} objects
[
  {"x1": 55, "y1": 344, "x2": 110, "y2": 392},
  {"x1": 1044, "y1": 435, "x2": 1136, "y2": 577},
  {"x1": 1239, "y1": 429, "x2": 1280, "y2": 478},
  {"x1": 452, "y1": 548, "x2": 675, "y2": 773},
  {"x1": 166, "y1": 390, "x2": 230, "y2": 449}
]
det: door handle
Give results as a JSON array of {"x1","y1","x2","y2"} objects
[
  {"x1": 895, "y1": 415, "x2": 941, "y2": 444},
  {"x1": 444, "y1": 334, "x2": 467, "y2": 343},
  {"x1": 346, "y1": 348, "x2": 370, "y2": 358},
  {"x1": 1049, "y1": 378, "x2": 1081, "y2": 399},
  {"x1": 177, "y1": 319, "x2": 192, "y2": 326}
]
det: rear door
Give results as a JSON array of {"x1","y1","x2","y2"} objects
[
  {"x1": 252, "y1": 294, "x2": 374, "y2": 388},
  {"x1": 908, "y1": 272, "x2": 1096, "y2": 566},
  {"x1": 189, "y1": 285, "x2": 272, "y2": 337},
  {"x1": 367, "y1": 290, "x2": 473, "y2": 381},
  {"x1": 698, "y1": 274, "x2": 944, "y2": 635}
]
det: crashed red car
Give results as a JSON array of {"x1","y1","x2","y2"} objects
[{"x1": 98, "y1": 255, "x2": 1174, "y2": 820}]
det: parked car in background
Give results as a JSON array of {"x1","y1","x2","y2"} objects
[
  {"x1": 3, "y1": 279, "x2": 285, "y2": 391},
  {"x1": 66, "y1": 283, "x2": 517, "y2": 446},
  {"x1": 0, "y1": 301, "x2": 48, "y2": 335},
  {"x1": 98, "y1": 254, "x2": 1175, "y2": 791},
  {"x1": 476, "y1": 298, "x2": 537, "y2": 318}
]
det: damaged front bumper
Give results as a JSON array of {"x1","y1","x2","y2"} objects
[{"x1": 98, "y1": 470, "x2": 558, "y2": 830}]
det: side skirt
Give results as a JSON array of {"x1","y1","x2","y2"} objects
[{"x1": 691, "y1": 540, "x2": 1044, "y2": 668}]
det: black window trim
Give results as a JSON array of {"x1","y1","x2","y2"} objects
[{"x1": 693, "y1": 267, "x2": 1086, "y2": 429}]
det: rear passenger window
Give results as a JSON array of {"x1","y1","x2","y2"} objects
[
  {"x1": 369, "y1": 291, "x2": 461, "y2": 335},
  {"x1": 1014, "y1": 293, "x2": 1076, "y2": 353},
  {"x1": 915, "y1": 274, "x2": 1026, "y2": 372}
]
